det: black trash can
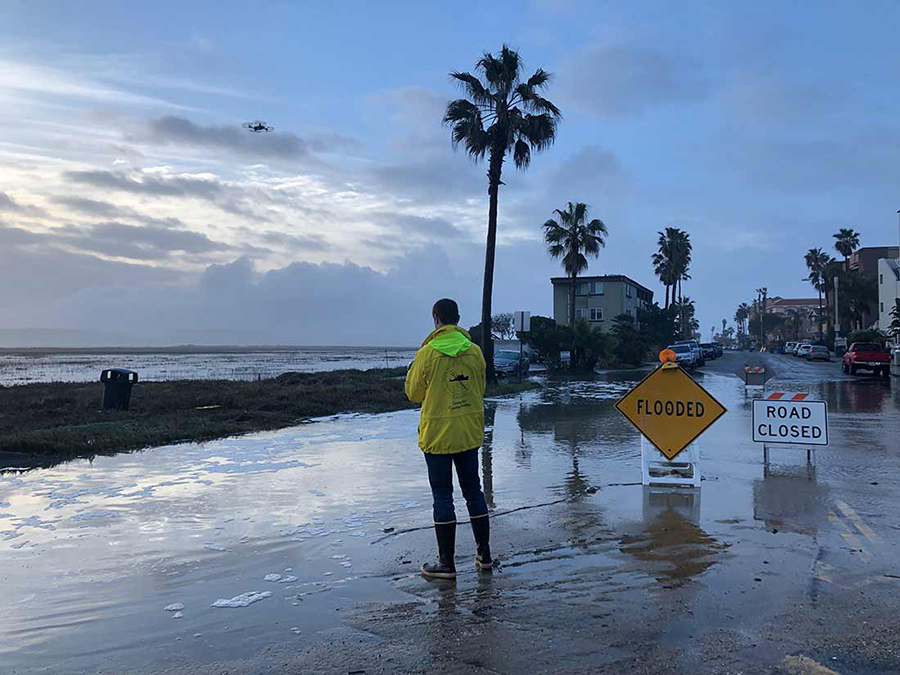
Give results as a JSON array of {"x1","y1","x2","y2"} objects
[{"x1": 100, "y1": 368, "x2": 138, "y2": 411}]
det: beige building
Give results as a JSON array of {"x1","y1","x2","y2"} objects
[
  {"x1": 551, "y1": 275, "x2": 654, "y2": 327},
  {"x1": 765, "y1": 297, "x2": 822, "y2": 340}
]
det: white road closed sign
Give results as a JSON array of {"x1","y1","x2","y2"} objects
[{"x1": 752, "y1": 394, "x2": 828, "y2": 445}]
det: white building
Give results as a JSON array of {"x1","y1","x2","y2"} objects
[{"x1": 878, "y1": 257, "x2": 900, "y2": 334}]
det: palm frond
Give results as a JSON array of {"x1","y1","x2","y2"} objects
[
  {"x1": 512, "y1": 139, "x2": 531, "y2": 169},
  {"x1": 449, "y1": 71, "x2": 494, "y2": 107},
  {"x1": 518, "y1": 113, "x2": 558, "y2": 151},
  {"x1": 526, "y1": 68, "x2": 552, "y2": 90}
]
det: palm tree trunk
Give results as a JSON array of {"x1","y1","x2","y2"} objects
[
  {"x1": 664, "y1": 284, "x2": 669, "y2": 310},
  {"x1": 569, "y1": 270, "x2": 576, "y2": 328},
  {"x1": 817, "y1": 288, "x2": 823, "y2": 339},
  {"x1": 481, "y1": 148, "x2": 504, "y2": 383}
]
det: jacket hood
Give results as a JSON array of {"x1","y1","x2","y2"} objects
[{"x1": 423, "y1": 325, "x2": 473, "y2": 357}]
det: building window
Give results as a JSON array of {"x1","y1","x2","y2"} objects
[
  {"x1": 881, "y1": 302, "x2": 884, "y2": 313},
  {"x1": 590, "y1": 307, "x2": 603, "y2": 321},
  {"x1": 626, "y1": 285, "x2": 633, "y2": 298},
  {"x1": 590, "y1": 281, "x2": 603, "y2": 295},
  {"x1": 576, "y1": 282, "x2": 589, "y2": 296},
  {"x1": 575, "y1": 308, "x2": 586, "y2": 320},
  {"x1": 626, "y1": 308, "x2": 632, "y2": 316}
]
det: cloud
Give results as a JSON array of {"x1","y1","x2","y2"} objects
[
  {"x1": 234, "y1": 227, "x2": 330, "y2": 253},
  {"x1": 371, "y1": 212, "x2": 464, "y2": 239},
  {"x1": 51, "y1": 196, "x2": 188, "y2": 228},
  {"x1": 144, "y1": 116, "x2": 312, "y2": 160},
  {"x1": 51, "y1": 196, "x2": 128, "y2": 219},
  {"x1": 0, "y1": 191, "x2": 45, "y2": 217},
  {"x1": 562, "y1": 44, "x2": 715, "y2": 117},
  {"x1": 0, "y1": 191, "x2": 25, "y2": 213},
  {"x1": 56, "y1": 221, "x2": 233, "y2": 260},
  {"x1": 62, "y1": 169, "x2": 270, "y2": 221},
  {"x1": 0, "y1": 57, "x2": 190, "y2": 111}
]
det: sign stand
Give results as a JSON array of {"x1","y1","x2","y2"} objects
[
  {"x1": 753, "y1": 391, "x2": 827, "y2": 468},
  {"x1": 641, "y1": 436, "x2": 701, "y2": 487}
]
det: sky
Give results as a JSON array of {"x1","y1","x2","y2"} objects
[{"x1": 2, "y1": 1, "x2": 900, "y2": 346}]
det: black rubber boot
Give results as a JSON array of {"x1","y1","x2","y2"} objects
[
  {"x1": 471, "y1": 515, "x2": 492, "y2": 570},
  {"x1": 421, "y1": 522, "x2": 457, "y2": 580}
]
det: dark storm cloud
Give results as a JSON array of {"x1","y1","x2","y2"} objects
[
  {"x1": 562, "y1": 44, "x2": 715, "y2": 117},
  {"x1": 0, "y1": 191, "x2": 45, "y2": 217},
  {"x1": 64, "y1": 169, "x2": 225, "y2": 198},
  {"x1": 52, "y1": 196, "x2": 188, "y2": 228},
  {"x1": 372, "y1": 212, "x2": 463, "y2": 239},
  {"x1": 232, "y1": 226, "x2": 330, "y2": 252},
  {"x1": 56, "y1": 221, "x2": 232, "y2": 260},
  {"x1": 145, "y1": 116, "x2": 311, "y2": 160},
  {"x1": 62, "y1": 169, "x2": 271, "y2": 222},
  {"x1": 0, "y1": 223, "x2": 45, "y2": 246},
  {"x1": 52, "y1": 195, "x2": 125, "y2": 218},
  {"x1": 0, "y1": 191, "x2": 24, "y2": 212}
]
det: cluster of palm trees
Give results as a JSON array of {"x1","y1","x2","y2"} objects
[
  {"x1": 734, "y1": 302, "x2": 751, "y2": 343},
  {"x1": 803, "y1": 228, "x2": 870, "y2": 338},
  {"x1": 652, "y1": 227, "x2": 696, "y2": 339}
]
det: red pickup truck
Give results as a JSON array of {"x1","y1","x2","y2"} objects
[{"x1": 842, "y1": 342, "x2": 891, "y2": 377}]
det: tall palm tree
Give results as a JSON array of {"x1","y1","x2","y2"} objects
[
  {"x1": 445, "y1": 45, "x2": 562, "y2": 381},
  {"x1": 652, "y1": 227, "x2": 691, "y2": 334},
  {"x1": 804, "y1": 247, "x2": 830, "y2": 338},
  {"x1": 543, "y1": 202, "x2": 607, "y2": 326},
  {"x1": 833, "y1": 228, "x2": 860, "y2": 273},
  {"x1": 651, "y1": 230, "x2": 675, "y2": 310},
  {"x1": 735, "y1": 302, "x2": 751, "y2": 341},
  {"x1": 755, "y1": 287, "x2": 768, "y2": 345}
]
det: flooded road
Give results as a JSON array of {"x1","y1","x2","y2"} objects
[{"x1": 2, "y1": 353, "x2": 899, "y2": 674}]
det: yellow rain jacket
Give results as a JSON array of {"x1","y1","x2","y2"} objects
[{"x1": 405, "y1": 325, "x2": 486, "y2": 454}]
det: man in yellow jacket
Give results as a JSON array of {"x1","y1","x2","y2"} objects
[{"x1": 405, "y1": 298, "x2": 491, "y2": 579}]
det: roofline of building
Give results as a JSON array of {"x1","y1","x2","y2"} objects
[{"x1": 550, "y1": 275, "x2": 654, "y2": 295}]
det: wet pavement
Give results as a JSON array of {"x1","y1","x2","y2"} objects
[{"x1": 1, "y1": 353, "x2": 899, "y2": 674}]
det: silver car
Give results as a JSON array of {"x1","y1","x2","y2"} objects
[{"x1": 667, "y1": 344, "x2": 697, "y2": 368}]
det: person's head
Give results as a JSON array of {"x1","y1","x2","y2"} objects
[{"x1": 432, "y1": 298, "x2": 460, "y2": 329}]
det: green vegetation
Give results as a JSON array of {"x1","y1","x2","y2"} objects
[
  {"x1": 444, "y1": 45, "x2": 561, "y2": 382},
  {"x1": 522, "y1": 310, "x2": 676, "y2": 371},
  {"x1": 0, "y1": 369, "x2": 539, "y2": 459}
]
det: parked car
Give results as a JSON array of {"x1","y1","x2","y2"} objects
[
  {"x1": 700, "y1": 343, "x2": 717, "y2": 360},
  {"x1": 713, "y1": 343, "x2": 724, "y2": 357},
  {"x1": 667, "y1": 344, "x2": 697, "y2": 368},
  {"x1": 842, "y1": 342, "x2": 890, "y2": 377},
  {"x1": 796, "y1": 344, "x2": 813, "y2": 359},
  {"x1": 785, "y1": 342, "x2": 797, "y2": 355},
  {"x1": 805, "y1": 345, "x2": 830, "y2": 361},
  {"x1": 675, "y1": 340, "x2": 705, "y2": 366},
  {"x1": 494, "y1": 350, "x2": 530, "y2": 377}
]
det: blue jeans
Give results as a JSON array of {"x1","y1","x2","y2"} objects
[{"x1": 424, "y1": 448, "x2": 488, "y2": 524}]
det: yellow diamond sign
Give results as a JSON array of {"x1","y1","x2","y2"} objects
[{"x1": 615, "y1": 364, "x2": 727, "y2": 460}]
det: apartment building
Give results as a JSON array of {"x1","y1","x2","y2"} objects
[
  {"x1": 551, "y1": 275, "x2": 654, "y2": 326},
  {"x1": 878, "y1": 258, "x2": 900, "y2": 334}
]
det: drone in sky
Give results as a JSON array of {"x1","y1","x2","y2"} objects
[{"x1": 242, "y1": 120, "x2": 274, "y2": 133}]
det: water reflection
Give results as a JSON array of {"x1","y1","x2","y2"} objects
[
  {"x1": 619, "y1": 487, "x2": 728, "y2": 586},
  {"x1": 753, "y1": 462, "x2": 828, "y2": 536},
  {"x1": 482, "y1": 403, "x2": 497, "y2": 509}
]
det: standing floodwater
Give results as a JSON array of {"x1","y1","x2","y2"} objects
[{"x1": 2, "y1": 355, "x2": 900, "y2": 674}]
